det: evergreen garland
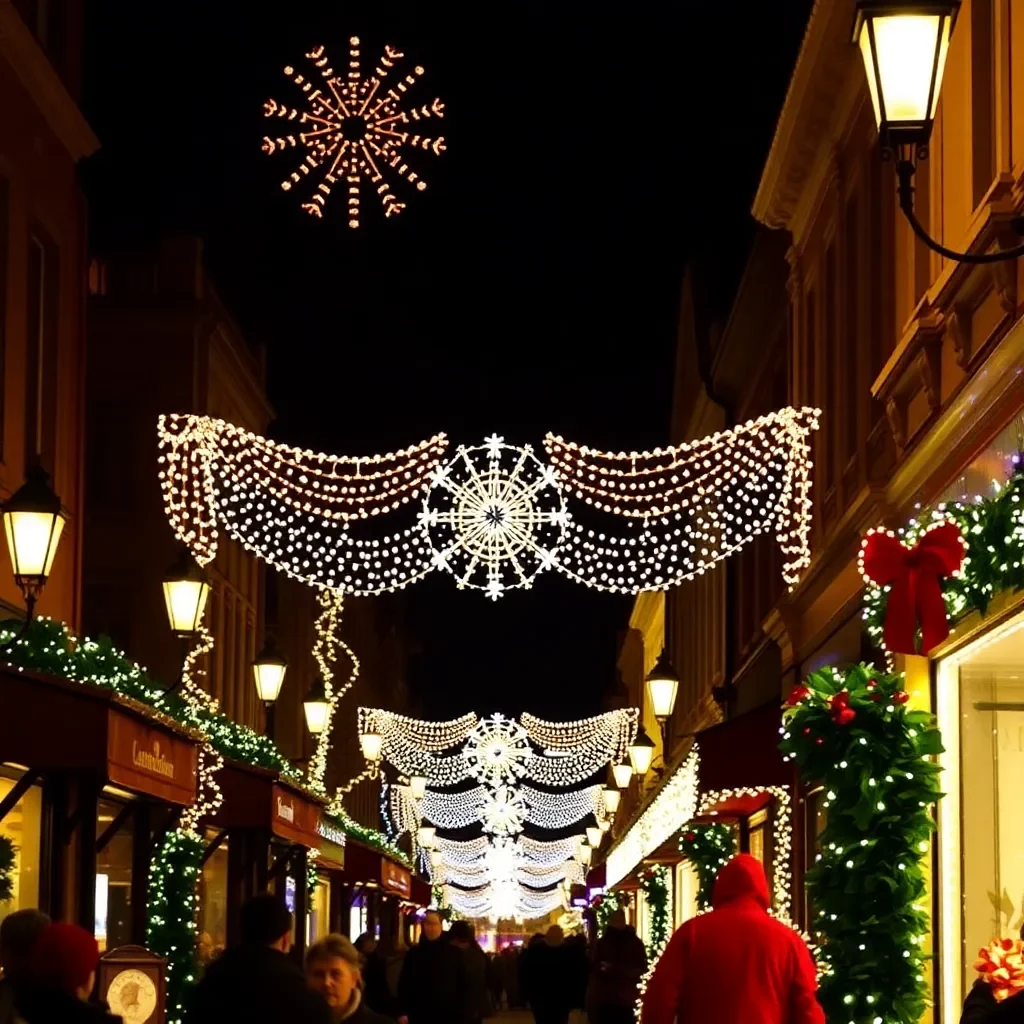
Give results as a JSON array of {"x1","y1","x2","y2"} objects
[
  {"x1": 147, "y1": 828, "x2": 205, "y2": 1024},
  {"x1": 0, "y1": 835, "x2": 15, "y2": 903},
  {"x1": 779, "y1": 663, "x2": 943, "y2": 1024},
  {"x1": 863, "y1": 466, "x2": 1024, "y2": 652},
  {"x1": 678, "y1": 823, "x2": 736, "y2": 912},
  {"x1": 329, "y1": 806, "x2": 412, "y2": 867},
  {"x1": 593, "y1": 890, "x2": 624, "y2": 933},
  {"x1": 638, "y1": 865, "x2": 670, "y2": 960}
]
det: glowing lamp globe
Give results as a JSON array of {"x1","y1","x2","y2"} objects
[
  {"x1": 2, "y1": 464, "x2": 65, "y2": 605},
  {"x1": 303, "y1": 678, "x2": 331, "y2": 735},
  {"x1": 628, "y1": 726, "x2": 657, "y2": 776},
  {"x1": 586, "y1": 826, "x2": 603, "y2": 848},
  {"x1": 646, "y1": 651, "x2": 680, "y2": 723},
  {"x1": 410, "y1": 775, "x2": 428, "y2": 800},
  {"x1": 854, "y1": 1, "x2": 958, "y2": 150},
  {"x1": 252, "y1": 639, "x2": 287, "y2": 705},
  {"x1": 599, "y1": 818, "x2": 611, "y2": 832},
  {"x1": 612, "y1": 762, "x2": 634, "y2": 789},
  {"x1": 429, "y1": 849, "x2": 443, "y2": 868},
  {"x1": 162, "y1": 547, "x2": 211, "y2": 637},
  {"x1": 578, "y1": 844, "x2": 592, "y2": 867},
  {"x1": 359, "y1": 728, "x2": 384, "y2": 763},
  {"x1": 602, "y1": 787, "x2": 621, "y2": 814},
  {"x1": 417, "y1": 825, "x2": 437, "y2": 849}
]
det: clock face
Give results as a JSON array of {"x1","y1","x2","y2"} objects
[{"x1": 106, "y1": 968, "x2": 158, "y2": 1024}]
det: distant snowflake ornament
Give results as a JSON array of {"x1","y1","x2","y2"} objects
[
  {"x1": 481, "y1": 785, "x2": 527, "y2": 836},
  {"x1": 465, "y1": 715, "x2": 530, "y2": 786},
  {"x1": 419, "y1": 437, "x2": 569, "y2": 599},
  {"x1": 262, "y1": 39, "x2": 446, "y2": 228}
]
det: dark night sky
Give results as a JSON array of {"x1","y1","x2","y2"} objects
[{"x1": 81, "y1": 2, "x2": 811, "y2": 721}]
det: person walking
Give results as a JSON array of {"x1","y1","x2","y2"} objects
[
  {"x1": 360, "y1": 936, "x2": 398, "y2": 1018},
  {"x1": 379, "y1": 935, "x2": 407, "y2": 1007},
  {"x1": 190, "y1": 893, "x2": 332, "y2": 1024},
  {"x1": 16, "y1": 922, "x2": 120, "y2": 1024},
  {"x1": 306, "y1": 934, "x2": 394, "y2": 1024},
  {"x1": 586, "y1": 909, "x2": 646, "y2": 1024},
  {"x1": 448, "y1": 921, "x2": 490, "y2": 1024},
  {"x1": 642, "y1": 854, "x2": 823, "y2": 1024},
  {"x1": 486, "y1": 951, "x2": 504, "y2": 1013},
  {"x1": 524, "y1": 926, "x2": 573, "y2": 1024},
  {"x1": 396, "y1": 910, "x2": 468, "y2": 1024},
  {"x1": 0, "y1": 910, "x2": 49, "y2": 1024}
]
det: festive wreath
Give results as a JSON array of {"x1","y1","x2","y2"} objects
[
  {"x1": 678, "y1": 823, "x2": 736, "y2": 913},
  {"x1": 780, "y1": 663, "x2": 943, "y2": 1024}
]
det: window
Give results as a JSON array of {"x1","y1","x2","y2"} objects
[
  {"x1": 674, "y1": 860, "x2": 697, "y2": 927},
  {"x1": 26, "y1": 232, "x2": 59, "y2": 474},
  {"x1": 0, "y1": 770, "x2": 42, "y2": 926},
  {"x1": 971, "y1": 0, "x2": 995, "y2": 208},
  {"x1": 307, "y1": 876, "x2": 331, "y2": 945},
  {"x1": 349, "y1": 893, "x2": 367, "y2": 940},
  {"x1": 198, "y1": 830, "x2": 228, "y2": 967},
  {"x1": 95, "y1": 799, "x2": 133, "y2": 952}
]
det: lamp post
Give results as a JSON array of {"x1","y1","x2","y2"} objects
[
  {"x1": 417, "y1": 825, "x2": 437, "y2": 850},
  {"x1": 646, "y1": 651, "x2": 680, "y2": 741},
  {"x1": 1, "y1": 463, "x2": 65, "y2": 642},
  {"x1": 602, "y1": 786, "x2": 621, "y2": 815},
  {"x1": 853, "y1": 1, "x2": 1024, "y2": 262},
  {"x1": 611, "y1": 762, "x2": 634, "y2": 789},
  {"x1": 409, "y1": 775, "x2": 428, "y2": 801},
  {"x1": 358, "y1": 725, "x2": 384, "y2": 777},
  {"x1": 253, "y1": 638, "x2": 287, "y2": 740},
  {"x1": 585, "y1": 826, "x2": 603, "y2": 849},
  {"x1": 303, "y1": 677, "x2": 331, "y2": 736},
  {"x1": 628, "y1": 726, "x2": 656, "y2": 777},
  {"x1": 161, "y1": 547, "x2": 211, "y2": 692}
]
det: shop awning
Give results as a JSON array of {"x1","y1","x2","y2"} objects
[
  {"x1": 409, "y1": 875, "x2": 431, "y2": 908},
  {"x1": 0, "y1": 666, "x2": 200, "y2": 806},
  {"x1": 696, "y1": 701, "x2": 792, "y2": 816},
  {"x1": 343, "y1": 838, "x2": 414, "y2": 899},
  {"x1": 212, "y1": 761, "x2": 324, "y2": 848},
  {"x1": 314, "y1": 815, "x2": 346, "y2": 871}
]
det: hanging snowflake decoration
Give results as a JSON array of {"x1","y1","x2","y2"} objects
[
  {"x1": 465, "y1": 714, "x2": 530, "y2": 786},
  {"x1": 419, "y1": 436, "x2": 569, "y2": 600},
  {"x1": 483, "y1": 836, "x2": 525, "y2": 880},
  {"x1": 481, "y1": 785, "x2": 527, "y2": 836},
  {"x1": 262, "y1": 39, "x2": 446, "y2": 228}
]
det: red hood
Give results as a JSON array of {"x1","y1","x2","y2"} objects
[{"x1": 712, "y1": 854, "x2": 770, "y2": 910}]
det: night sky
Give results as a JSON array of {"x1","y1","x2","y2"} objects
[{"x1": 81, "y1": 2, "x2": 811, "y2": 721}]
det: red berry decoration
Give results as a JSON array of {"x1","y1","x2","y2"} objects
[
  {"x1": 803, "y1": 727, "x2": 812, "y2": 735},
  {"x1": 833, "y1": 706, "x2": 857, "y2": 726},
  {"x1": 815, "y1": 736, "x2": 824, "y2": 745},
  {"x1": 785, "y1": 684, "x2": 811, "y2": 707},
  {"x1": 894, "y1": 690, "x2": 910, "y2": 704}
]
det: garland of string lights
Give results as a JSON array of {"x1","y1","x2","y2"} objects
[{"x1": 158, "y1": 410, "x2": 819, "y2": 600}]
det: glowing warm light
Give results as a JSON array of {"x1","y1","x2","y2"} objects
[
  {"x1": 586, "y1": 826, "x2": 603, "y2": 848},
  {"x1": 647, "y1": 651, "x2": 680, "y2": 720},
  {"x1": 2, "y1": 465, "x2": 65, "y2": 598},
  {"x1": 628, "y1": 726, "x2": 656, "y2": 776},
  {"x1": 612, "y1": 763, "x2": 634, "y2": 789},
  {"x1": 304, "y1": 679, "x2": 331, "y2": 735},
  {"x1": 410, "y1": 775, "x2": 427, "y2": 800},
  {"x1": 602, "y1": 787, "x2": 621, "y2": 814},
  {"x1": 162, "y1": 549, "x2": 211, "y2": 638},
  {"x1": 359, "y1": 728, "x2": 384, "y2": 762},
  {"x1": 417, "y1": 825, "x2": 437, "y2": 849},
  {"x1": 854, "y1": 3, "x2": 956, "y2": 146},
  {"x1": 263, "y1": 40, "x2": 446, "y2": 227},
  {"x1": 252, "y1": 639, "x2": 287, "y2": 704}
]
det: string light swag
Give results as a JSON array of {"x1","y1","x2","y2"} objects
[
  {"x1": 420, "y1": 438, "x2": 569, "y2": 600},
  {"x1": 544, "y1": 406, "x2": 819, "y2": 592},
  {"x1": 780, "y1": 663, "x2": 942, "y2": 1024},
  {"x1": 159, "y1": 413, "x2": 820, "y2": 599},
  {"x1": 263, "y1": 40, "x2": 446, "y2": 227}
]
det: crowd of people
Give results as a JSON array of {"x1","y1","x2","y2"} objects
[{"x1": 3, "y1": 852, "x2": 1022, "y2": 1024}]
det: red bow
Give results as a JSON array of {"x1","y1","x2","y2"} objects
[{"x1": 861, "y1": 522, "x2": 965, "y2": 655}]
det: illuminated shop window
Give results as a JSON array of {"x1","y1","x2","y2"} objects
[
  {"x1": 95, "y1": 798, "x2": 133, "y2": 952},
  {"x1": 197, "y1": 830, "x2": 228, "y2": 966},
  {"x1": 0, "y1": 771, "x2": 42, "y2": 926}
]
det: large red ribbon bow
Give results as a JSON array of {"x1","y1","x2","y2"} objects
[{"x1": 860, "y1": 522, "x2": 965, "y2": 656}]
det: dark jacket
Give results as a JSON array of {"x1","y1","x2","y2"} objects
[
  {"x1": 642, "y1": 855, "x2": 823, "y2": 1024},
  {"x1": 455, "y1": 943, "x2": 490, "y2": 1022},
  {"x1": 16, "y1": 988, "x2": 122, "y2": 1024},
  {"x1": 362, "y1": 950, "x2": 399, "y2": 1018},
  {"x1": 523, "y1": 942, "x2": 574, "y2": 1021},
  {"x1": 962, "y1": 983, "x2": 1024, "y2": 1023},
  {"x1": 586, "y1": 924, "x2": 647, "y2": 1015},
  {"x1": 342, "y1": 993, "x2": 395, "y2": 1024},
  {"x1": 190, "y1": 943, "x2": 332, "y2": 1024},
  {"x1": 397, "y1": 937, "x2": 469, "y2": 1024}
]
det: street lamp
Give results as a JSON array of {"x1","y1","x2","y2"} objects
[
  {"x1": 253, "y1": 638, "x2": 287, "y2": 739},
  {"x1": 409, "y1": 776, "x2": 428, "y2": 801},
  {"x1": 602, "y1": 787, "x2": 621, "y2": 815},
  {"x1": 162, "y1": 547, "x2": 211, "y2": 638},
  {"x1": 612, "y1": 762, "x2": 633, "y2": 789},
  {"x1": 853, "y1": 1, "x2": 1024, "y2": 262},
  {"x1": 1, "y1": 464, "x2": 65, "y2": 628},
  {"x1": 586, "y1": 826, "x2": 603, "y2": 848},
  {"x1": 628, "y1": 726, "x2": 656, "y2": 777},
  {"x1": 417, "y1": 825, "x2": 437, "y2": 849},
  {"x1": 646, "y1": 651, "x2": 680, "y2": 731},
  {"x1": 577, "y1": 844, "x2": 592, "y2": 867},
  {"x1": 429, "y1": 849, "x2": 443, "y2": 869},
  {"x1": 303, "y1": 677, "x2": 331, "y2": 735},
  {"x1": 358, "y1": 725, "x2": 384, "y2": 779}
]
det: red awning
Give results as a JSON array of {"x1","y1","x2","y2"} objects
[{"x1": 409, "y1": 876, "x2": 431, "y2": 908}]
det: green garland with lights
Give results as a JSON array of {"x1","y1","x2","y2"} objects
[
  {"x1": 0, "y1": 835, "x2": 15, "y2": 903},
  {"x1": 863, "y1": 465, "x2": 1024, "y2": 651},
  {"x1": 147, "y1": 828, "x2": 204, "y2": 1024},
  {"x1": 779, "y1": 663, "x2": 943, "y2": 1024},
  {"x1": 0, "y1": 618, "x2": 301, "y2": 782},
  {"x1": 638, "y1": 865, "x2": 670, "y2": 960},
  {"x1": 593, "y1": 889, "x2": 624, "y2": 933},
  {"x1": 678, "y1": 823, "x2": 736, "y2": 913},
  {"x1": 329, "y1": 806, "x2": 412, "y2": 868}
]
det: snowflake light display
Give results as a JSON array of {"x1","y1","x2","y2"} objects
[
  {"x1": 419, "y1": 437, "x2": 569, "y2": 600},
  {"x1": 480, "y1": 785, "x2": 527, "y2": 836},
  {"x1": 263, "y1": 39, "x2": 446, "y2": 227},
  {"x1": 464, "y1": 714, "x2": 530, "y2": 786}
]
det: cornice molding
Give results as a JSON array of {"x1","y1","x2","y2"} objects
[
  {"x1": 752, "y1": 0, "x2": 856, "y2": 232},
  {"x1": 0, "y1": 1, "x2": 99, "y2": 162}
]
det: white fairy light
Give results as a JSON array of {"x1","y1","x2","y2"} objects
[
  {"x1": 464, "y1": 714, "x2": 530, "y2": 785},
  {"x1": 480, "y1": 785, "x2": 527, "y2": 836},
  {"x1": 522, "y1": 710, "x2": 638, "y2": 763},
  {"x1": 520, "y1": 783, "x2": 602, "y2": 829},
  {"x1": 418, "y1": 438, "x2": 569, "y2": 600},
  {"x1": 419, "y1": 786, "x2": 486, "y2": 830}
]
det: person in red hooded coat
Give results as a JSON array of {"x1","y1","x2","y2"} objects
[{"x1": 641, "y1": 854, "x2": 823, "y2": 1024}]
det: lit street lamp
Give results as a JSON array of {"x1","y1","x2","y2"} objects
[
  {"x1": 602, "y1": 786, "x2": 621, "y2": 815},
  {"x1": 853, "y1": 1, "x2": 1024, "y2": 262},
  {"x1": 1, "y1": 463, "x2": 65, "y2": 630},
  {"x1": 359, "y1": 724, "x2": 384, "y2": 776},
  {"x1": 646, "y1": 651, "x2": 680, "y2": 733},
  {"x1": 409, "y1": 775, "x2": 428, "y2": 801},
  {"x1": 304, "y1": 677, "x2": 331, "y2": 736},
  {"x1": 417, "y1": 825, "x2": 437, "y2": 849},
  {"x1": 253, "y1": 638, "x2": 288, "y2": 739},
  {"x1": 628, "y1": 726, "x2": 657, "y2": 777},
  {"x1": 162, "y1": 547, "x2": 211, "y2": 638},
  {"x1": 586, "y1": 826, "x2": 603, "y2": 848},
  {"x1": 612, "y1": 762, "x2": 634, "y2": 789}
]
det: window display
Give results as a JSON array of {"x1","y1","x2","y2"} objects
[
  {"x1": 197, "y1": 830, "x2": 228, "y2": 966},
  {"x1": 95, "y1": 798, "x2": 134, "y2": 952},
  {"x1": 0, "y1": 771, "x2": 42, "y2": 927},
  {"x1": 308, "y1": 877, "x2": 330, "y2": 944}
]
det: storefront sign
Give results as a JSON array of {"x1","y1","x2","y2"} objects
[
  {"x1": 107, "y1": 710, "x2": 198, "y2": 806},
  {"x1": 317, "y1": 818, "x2": 348, "y2": 846},
  {"x1": 270, "y1": 783, "x2": 321, "y2": 848},
  {"x1": 381, "y1": 859, "x2": 411, "y2": 897}
]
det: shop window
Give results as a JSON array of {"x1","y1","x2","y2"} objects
[
  {"x1": 307, "y1": 876, "x2": 330, "y2": 945},
  {"x1": 674, "y1": 860, "x2": 697, "y2": 927},
  {"x1": 95, "y1": 799, "x2": 134, "y2": 952},
  {"x1": 350, "y1": 893, "x2": 367, "y2": 939},
  {"x1": 0, "y1": 771, "x2": 42, "y2": 925},
  {"x1": 197, "y1": 830, "x2": 228, "y2": 967}
]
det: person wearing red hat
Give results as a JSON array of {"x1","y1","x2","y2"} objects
[
  {"x1": 17, "y1": 923, "x2": 121, "y2": 1024},
  {"x1": 641, "y1": 854, "x2": 823, "y2": 1024}
]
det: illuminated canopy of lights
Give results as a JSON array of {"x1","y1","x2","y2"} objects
[
  {"x1": 464, "y1": 714, "x2": 530, "y2": 785},
  {"x1": 158, "y1": 412, "x2": 818, "y2": 600},
  {"x1": 262, "y1": 40, "x2": 446, "y2": 227}
]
